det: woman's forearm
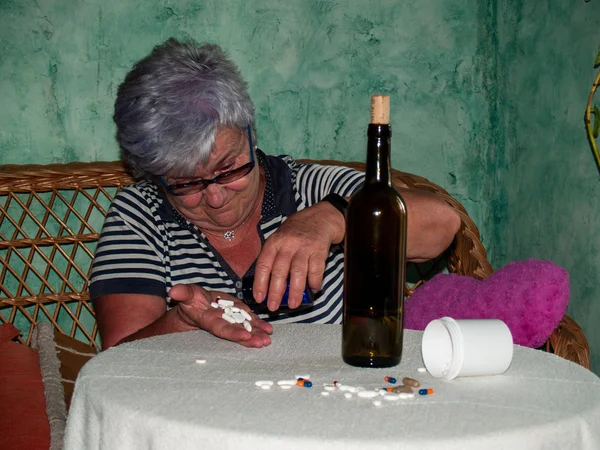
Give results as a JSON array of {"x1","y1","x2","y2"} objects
[{"x1": 400, "y1": 188, "x2": 461, "y2": 262}]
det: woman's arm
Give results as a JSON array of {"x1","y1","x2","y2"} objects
[
  {"x1": 397, "y1": 187, "x2": 461, "y2": 262},
  {"x1": 94, "y1": 285, "x2": 273, "y2": 350},
  {"x1": 94, "y1": 293, "x2": 193, "y2": 349}
]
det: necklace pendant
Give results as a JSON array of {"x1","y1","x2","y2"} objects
[{"x1": 223, "y1": 230, "x2": 235, "y2": 241}]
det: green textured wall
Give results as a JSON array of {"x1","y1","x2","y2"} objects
[
  {"x1": 496, "y1": 1, "x2": 600, "y2": 371},
  {"x1": 0, "y1": 0, "x2": 492, "y2": 234},
  {"x1": 1, "y1": 0, "x2": 599, "y2": 372}
]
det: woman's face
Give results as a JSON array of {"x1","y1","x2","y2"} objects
[{"x1": 163, "y1": 127, "x2": 262, "y2": 232}]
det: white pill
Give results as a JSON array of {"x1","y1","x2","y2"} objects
[
  {"x1": 243, "y1": 321, "x2": 252, "y2": 332},
  {"x1": 224, "y1": 307, "x2": 233, "y2": 315},
  {"x1": 378, "y1": 388, "x2": 388, "y2": 396},
  {"x1": 210, "y1": 302, "x2": 219, "y2": 309},
  {"x1": 295, "y1": 374, "x2": 310, "y2": 380},
  {"x1": 383, "y1": 393, "x2": 400, "y2": 401},
  {"x1": 372, "y1": 400, "x2": 383, "y2": 407},
  {"x1": 277, "y1": 380, "x2": 297, "y2": 386},
  {"x1": 221, "y1": 313, "x2": 236, "y2": 324},
  {"x1": 399, "y1": 393, "x2": 409, "y2": 399},
  {"x1": 231, "y1": 307, "x2": 241, "y2": 313},
  {"x1": 217, "y1": 299, "x2": 235, "y2": 307},
  {"x1": 417, "y1": 367, "x2": 427, "y2": 373},
  {"x1": 408, "y1": 393, "x2": 415, "y2": 398},
  {"x1": 254, "y1": 380, "x2": 274, "y2": 387},
  {"x1": 344, "y1": 393, "x2": 353, "y2": 399},
  {"x1": 323, "y1": 384, "x2": 336, "y2": 391},
  {"x1": 232, "y1": 312, "x2": 246, "y2": 323},
  {"x1": 241, "y1": 309, "x2": 252, "y2": 321},
  {"x1": 339, "y1": 385, "x2": 354, "y2": 392},
  {"x1": 280, "y1": 385, "x2": 293, "y2": 390},
  {"x1": 357, "y1": 390, "x2": 378, "y2": 398},
  {"x1": 195, "y1": 359, "x2": 207, "y2": 364},
  {"x1": 261, "y1": 384, "x2": 271, "y2": 390},
  {"x1": 321, "y1": 391, "x2": 330, "y2": 396}
]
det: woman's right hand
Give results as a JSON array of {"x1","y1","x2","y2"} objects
[{"x1": 168, "y1": 284, "x2": 273, "y2": 348}]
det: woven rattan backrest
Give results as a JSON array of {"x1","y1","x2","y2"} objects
[
  {"x1": 0, "y1": 159, "x2": 492, "y2": 348},
  {"x1": 0, "y1": 162, "x2": 133, "y2": 347}
]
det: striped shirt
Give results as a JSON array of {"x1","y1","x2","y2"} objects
[{"x1": 90, "y1": 150, "x2": 364, "y2": 323}]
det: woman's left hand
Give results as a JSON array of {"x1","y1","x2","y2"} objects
[{"x1": 253, "y1": 201, "x2": 345, "y2": 311}]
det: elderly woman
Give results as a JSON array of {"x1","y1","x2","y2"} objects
[{"x1": 91, "y1": 38, "x2": 461, "y2": 350}]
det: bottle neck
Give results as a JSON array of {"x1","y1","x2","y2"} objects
[{"x1": 365, "y1": 124, "x2": 392, "y2": 185}]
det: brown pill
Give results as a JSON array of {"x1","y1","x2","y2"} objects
[
  {"x1": 392, "y1": 385, "x2": 413, "y2": 394},
  {"x1": 402, "y1": 377, "x2": 420, "y2": 388}
]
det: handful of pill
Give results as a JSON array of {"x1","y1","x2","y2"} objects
[{"x1": 211, "y1": 297, "x2": 253, "y2": 332}]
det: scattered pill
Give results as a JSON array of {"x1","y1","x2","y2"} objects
[
  {"x1": 418, "y1": 388, "x2": 434, "y2": 396},
  {"x1": 280, "y1": 385, "x2": 292, "y2": 390},
  {"x1": 383, "y1": 393, "x2": 400, "y2": 401},
  {"x1": 372, "y1": 399, "x2": 383, "y2": 407},
  {"x1": 417, "y1": 367, "x2": 427, "y2": 373},
  {"x1": 243, "y1": 321, "x2": 252, "y2": 332},
  {"x1": 339, "y1": 385, "x2": 356, "y2": 392},
  {"x1": 398, "y1": 393, "x2": 409, "y2": 399},
  {"x1": 231, "y1": 306, "x2": 241, "y2": 313},
  {"x1": 392, "y1": 385, "x2": 413, "y2": 394},
  {"x1": 303, "y1": 381, "x2": 313, "y2": 388},
  {"x1": 254, "y1": 380, "x2": 274, "y2": 387},
  {"x1": 357, "y1": 390, "x2": 378, "y2": 399},
  {"x1": 232, "y1": 312, "x2": 246, "y2": 323},
  {"x1": 217, "y1": 299, "x2": 234, "y2": 307},
  {"x1": 261, "y1": 384, "x2": 271, "y2": 390},
  {"x1": 241, "y1": 309, "x2": 252, "y2": 321},
  {"x1": 402, "y1": 377, "x2": 420, "y2": 388},
  {"x1": 321, "y1": 391, "x2": 330, "y2": 396},
  {"x1": 195, "y1": 359, "x2": 207, "y2": 364},
  {"x1": 384, "y1": 376, "x2": 397, "y2": 384},
  {"x1": 344, "y1": 393, "x2": 353, "y2": 399},
  {"x1": 221, "y1": 313, "x2": 236, "y2": 324},
  {"x1": 323, "y1": 384, "x2": 336, "y2": 391},
  {"x1": 378, "y1": 388, "x2": 388, "y2": 396},
  {"x1": 277, "y1": 380, "x2": 297, "y2": 386},
  {"x1": 296, "y1": 379, "x2": 305, "y2": 387},
  {"x1": 224, "y1": 307, "x2": 233, "y2": 315},
  {"x1": 210, "y1": 302, "x2": 219, "y2": 308},
  {"x1": 333, "y1": 381, "x2": 341, "y2": 387}
]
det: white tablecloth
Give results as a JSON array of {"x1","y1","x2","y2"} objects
[{"x1": 64, "y1": 325, "x2": 600, "y2": 450}]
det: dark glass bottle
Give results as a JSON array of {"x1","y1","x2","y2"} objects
[
  {"x1": 342, "y1": 95, "x2": 408, "y2": 368},
  {"x1": 241, "y1": 276, "x2": 314, "y2": 314}
]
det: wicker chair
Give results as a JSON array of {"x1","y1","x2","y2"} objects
[{"x1": 0, "y1": 159, "x2": 590, "y2": 369}]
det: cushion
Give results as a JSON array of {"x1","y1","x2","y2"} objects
[
  {"x1": 52, "y1": 329, "x2": 98, "y2": 408},
  {"x1": 405, "y1": 259, "x2": 569, "y2": 348},
  {"x1": 0, "y1": 324, "x2": 51, "y2": 450}
]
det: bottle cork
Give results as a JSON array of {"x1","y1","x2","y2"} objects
[{"x1": 370, "y1": 95, "x2": 390, "y2": 125}]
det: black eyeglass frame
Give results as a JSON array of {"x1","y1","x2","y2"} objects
[{"x1": 158, "y1": 125, "x2": 255, "y2": 196}]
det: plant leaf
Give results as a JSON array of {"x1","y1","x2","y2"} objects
[{"x1": 593, "y1": 105, "x2": 600, "y2": 138}]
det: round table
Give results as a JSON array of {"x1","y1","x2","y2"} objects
[{"x1": 64, "y1": 324, "x2": 600, "y2": 450}]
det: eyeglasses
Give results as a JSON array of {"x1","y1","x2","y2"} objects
[{"x1": 159, "y1": 125, "x2": 255, "y2": 196}]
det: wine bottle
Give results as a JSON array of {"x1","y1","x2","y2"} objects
[{"x1": 342, "y1": 95, "x2": 408, "y2": 368}]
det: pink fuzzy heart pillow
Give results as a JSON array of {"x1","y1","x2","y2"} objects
[{"x1": 404, "y1": 259, "x2": 569, "y2": 348}]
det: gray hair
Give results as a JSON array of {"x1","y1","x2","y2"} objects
[{"x1": 113, "y1": 38, "x2": 255, "y2": 179}]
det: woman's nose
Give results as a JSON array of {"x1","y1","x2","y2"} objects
[{"x1": 202, "y1": 183, "x2": 228, "y2": 207}]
